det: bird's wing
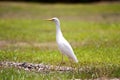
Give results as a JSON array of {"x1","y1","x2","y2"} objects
[
  {"x1": 60, "y1": 39, "x2": 76, "y2": 59},
  {"x1": 57, "y1": 36, "x2": 78, "y2": 62}
]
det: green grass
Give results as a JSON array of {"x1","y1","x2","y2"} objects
[
  {"x1": 0, "y1": 67, "x2": 72, "y2": 80},
  {"x1": 0, "y1": 67, "x2": 92, "y2": 80},
  {"x1": 0, "y1": 1, "x2": 120, "y2": 79}
]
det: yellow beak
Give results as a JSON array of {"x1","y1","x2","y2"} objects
[{"x1": 44, "y1": 18, "x2": 53, "y2": 21}]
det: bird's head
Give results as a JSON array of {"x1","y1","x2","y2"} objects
[{"x1": 45, "y1": 17, "x2": 60, "y2": 24}]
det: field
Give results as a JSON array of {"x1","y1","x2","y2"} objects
[{"x1": 0, "y1": 1, "x2": 120, "y2": 79}]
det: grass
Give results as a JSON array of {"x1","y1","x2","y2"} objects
[
  {"x1": 0, "y1": 67, "x2": 94, "y2": 80},
  {"x1": 0, "y1": 1, "x2": 120, "y2": 79}
]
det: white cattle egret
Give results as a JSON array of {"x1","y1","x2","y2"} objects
[{"x1": 46, "y1": 17, "x2": 78, "y2": 63}]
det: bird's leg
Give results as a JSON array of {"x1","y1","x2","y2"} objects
[
  {"x1": 57, "y1": 54, "x2": 63, "y2": 70},
  {"x1": 61, "y1": 54, "x2": 63, "y2": 64},
  {"x1": 60, "y1": 54, "x2": 64, "y2": 65},
  {"x1": 69, "y1": 58, "x2": 73, "y2": 67}
]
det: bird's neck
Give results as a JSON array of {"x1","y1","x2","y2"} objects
[{"x1": 55, "y1": 21, "x2": 63, "y2": 37}]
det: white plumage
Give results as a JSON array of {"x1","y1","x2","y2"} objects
[{"x1": 46, "y1": 17, "x2": 78, "y2": 63}]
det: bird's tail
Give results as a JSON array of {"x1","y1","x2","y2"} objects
[
  {"x1": 73, "y1": 56, "x2": 78, "y2": 63},
  {"x1": 70, "y1": 54, "x2": 78, "y2": 63}
]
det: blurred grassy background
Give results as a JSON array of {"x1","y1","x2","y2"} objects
[{"x1": 0, "y1": 1, "x2": 120, "y2": 79}]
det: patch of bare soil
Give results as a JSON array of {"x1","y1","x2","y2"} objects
[
  {"x1": 0, "y1": 40, "x2": 10, "y2": 48},
  {"x1": 0, "y1": 40, "x2": 57, "y2": 49},
  {"x1": 0, "y1": 61, "x2": 74, "y2": 72}
]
